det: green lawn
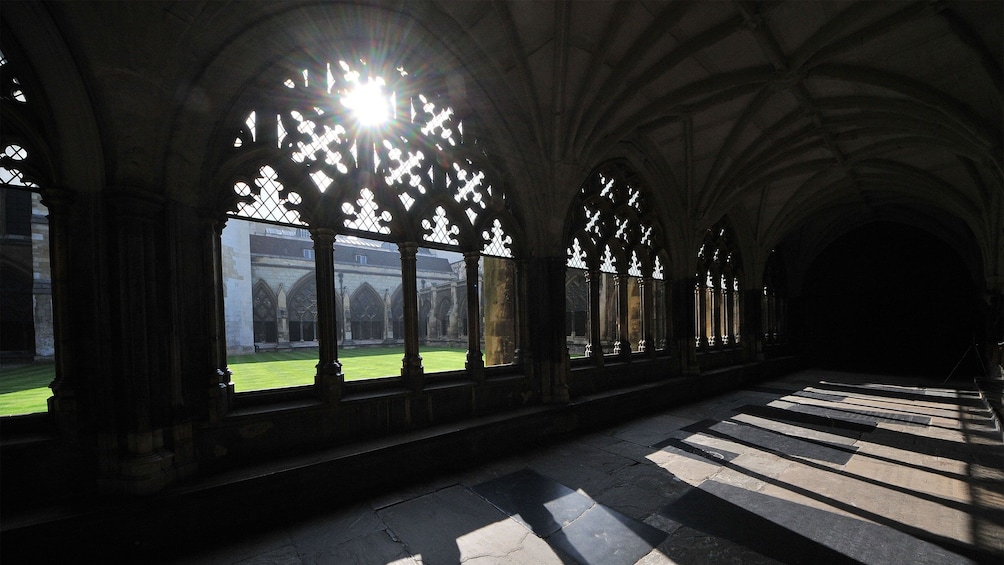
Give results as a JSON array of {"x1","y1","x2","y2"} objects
[
  {"x1": 0, "y1": 346, "x2": 470, "y2": 415},
  {"x1": 228, "y1": 345, "x2": 468, "y2": 391},
  {"x1": 0, "y1": 363, "x2": 54, "y2": 416}
]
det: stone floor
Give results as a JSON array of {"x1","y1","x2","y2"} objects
[{"x1": 162, "y1": 369, "x2": 1004, "y2": 565}]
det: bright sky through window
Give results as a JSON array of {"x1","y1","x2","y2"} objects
[{"x1": 341, "y1": 76, "x2": 390, "y2": 127}]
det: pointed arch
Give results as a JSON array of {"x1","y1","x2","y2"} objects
[
  {"x1": 565, "y1": 160, "x2": 672, "y2": 358},
  {"x1": 695, "y1": 218, "x2": 744, "y2": 350},
  {"x1": 252, "y1": 279, "x2": 278, "y2": 343},
  {"x1": 287, "y1": 274, "x2": 318, "y2": 342},
  {"x1": 350, "y1": 283, "x2": 384, "y2": 341}
]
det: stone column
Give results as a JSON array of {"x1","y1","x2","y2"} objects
[
  {"x1": 464, "y1": 252, "x2": 485, "y2": 379},
  {"x1": 427, "y1": 288, "x2": 439, "y2": 338},
  {"x1": 384, "y1": 289, "x2": 394, "y2": 340},
  {"x1": 734, "y1": 284, "x2": 744, "y2": 348},
  {"x1": 512, "y1": 258, "x2": 529, "y2": 366},
  {"x1": 711, "y1": 278, "x2": 722, "y2": 349},
  {"x1": 484, "y1": 255, "x2": 517, "y2": 368},
  {"x1": 276, "y1": 286, "x2": 290, "y2": 347},
  {"x1": 675, "y1": 276, "x2": 700, "y2": 374},
  {"x1": 399, "y1": 242, "x2": 424, "y2": 391},
  {"x1": 342, "y1": 289, "x2": 353, "y2": 342},
  {"x1": 449, "y1": 281, "x2": 460, "y2": 338},
  {"x1": 202, "y1": 211, "x2": 233, "y2": 423},
  {"x1": 613, "y1": 273, "x2": 632, "y2": 360},
  {"x1": 311, "y1": 228, "x2": 343, "y2": 401},
  {"x1": 638, "y1": 275, "x2": 654, "y2": 355},
  {"x1": 527, "y1": 257, "x2": 569, "y2": 403},
  {"x1": 697, "y1": 276, "x2": 709, "y2": 349},
  {"x1": 744, "y1": 285, "x2": 762, "y2": 361},
  {"x1": 39, "y1": 188, "x2": 80, "y2": 439},
  {"x1": 101, "y1": 192, "x2": 175, "y2": 495},
  {"x1": 724, "y1": 284, "x2": 735, "y2": 347},
  {"x1": 584, "y1": 267, "x2": 603, "y2": 365}
]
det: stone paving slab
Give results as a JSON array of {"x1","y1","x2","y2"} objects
[
  {"x1": 471, "y1": 469, "x2": 594, "y2": 537},
  {"x1": 661, "y1": 479, "x2": 977, "y2": 565},
  {"x1": 548, "y1": 503, "x2": 666, "y2": 565},
  {"x1": 377, "y1": 484, "x2": 561, "y2": 564},
  {"x1": 160, "y1": 370, "x2": 1004, "y2": 565}
]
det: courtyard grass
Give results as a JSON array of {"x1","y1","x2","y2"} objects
[
  {"x1": 0, "y1": 346, "x2": 471, "y2": 414},
  {"x1": 227, "y1": 345, "x2": 469, "y2": 392},
  {"x1": 0, "y1": 363, "x2": 54, "y2": 416}
]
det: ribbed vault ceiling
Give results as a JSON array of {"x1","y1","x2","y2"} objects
[{"x1": 5, "y1": 0, "x2": 1003, "y2": 279}]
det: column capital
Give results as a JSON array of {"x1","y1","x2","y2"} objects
[
  {"x1": 39, "y1": 186, "x2": 75, "y2": 211},
  {"x1": 310, "y1": 227, "x2": 337, "y2": 243},
  {"x1": 399, "y1": 241, "x2": 420, "y2": 256}
]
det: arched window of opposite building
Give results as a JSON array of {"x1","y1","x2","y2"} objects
[
  {"x1": 565, "y1": 162, "x2": 669, "y2": 363},
  {"x1": 217, "y1": 53, "x2": 521, "y2": 393}
]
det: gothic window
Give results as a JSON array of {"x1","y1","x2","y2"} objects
[
  {"x1": 435, "y1": 297, "x2": 452, "y2": 337},
  {"x1": 252, "y1": 280, "x2": 278, "y2": 343},
  {"x1": 287, "y1": 277, "x2": 317, "y2": 342},
  {"x1": 220, "y1": 53, "x2": 521, "y2": 388},
  {"x1": 350, "y1": 284, "x2": 383, "y2": 341},
  {"x1": 391, "y1": 288, "x2": 405, "y2": 339},
  {"x1": 0, "y1": 48, "x2": 56, "y2": 415},
  {"x1": 419, "y1": 297, "x2": 432, "y2": 340},
  {"x1": 695, "y1": 221, "x2": 742, "y2": 351},
  {"x1": 565, "y1": 162, "x2": 668, "y2": 360}
]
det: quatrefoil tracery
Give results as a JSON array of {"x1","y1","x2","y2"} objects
[{"x1": 227, "y1": 58, "x2": 514, "y2": 256}]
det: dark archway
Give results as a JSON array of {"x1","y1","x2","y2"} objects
[{"x1": 797, "y1": 222, "x2": 981, "y2": 378}]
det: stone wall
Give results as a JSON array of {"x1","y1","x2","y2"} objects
[
  {"x1": 31, "y1": 193, "x2": 54, "y2": 359},
  {"x1": 222, "y1": 220, "x2": 254, "y2": 354}
]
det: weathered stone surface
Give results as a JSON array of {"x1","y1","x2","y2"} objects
[{"x1": 160, "y1": 371, "x2": 1004, "y2": 564}]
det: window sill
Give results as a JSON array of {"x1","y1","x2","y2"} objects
[{"x1": 226, "y1": 397, "x2": 325, "y2": 418}]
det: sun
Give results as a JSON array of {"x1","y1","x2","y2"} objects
[{"x1": 341, "y1": 77, "x2": 391, "y2": 127}]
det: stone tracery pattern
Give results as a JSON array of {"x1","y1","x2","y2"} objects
[
  {"x1": 695, "y1": 221, "x2": 742, "y2": 349},
  {"x1": 566, "y1": 164, "x2": 663, "y2": 278},
  {"x1": 0, "y1": 52, "x2": 39, "y2": 189},
  {"x1": 225, "y1": 57, "x2": 514, "y2": 257},
  {"x1": 565, "y1": 162, "x2": 668, "y2": 356}
]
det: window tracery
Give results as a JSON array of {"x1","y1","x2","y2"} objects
[
  {"x1": 225, "y1": 57, "x2": 513, "y2": 253},
  {"x1": 0, "y1": 48, "x2": 55, "y2": 415},
  {"x1": 220, "y1": 53, "x2": 520, "y2": 390},
  {"x1": 565, "y1": 162, "x2": 668, "y2": 358},
  {"x1": 695, "y1": 220, "x2": 742, "y2": 351},
  {"x1": 252, "y1": 281, "x2": 278, "y2": 343}
]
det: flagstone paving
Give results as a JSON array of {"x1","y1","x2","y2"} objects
[{"x1": 169, "y1": 370, "x2": 1004, "y2": 564}]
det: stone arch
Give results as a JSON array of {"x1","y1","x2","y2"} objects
[
  {"x1": 434, "y1": 294, "x2": 452, "y2": 338},
  {"x1": 286, "y1": 274, "x2": 317, "y2": 342},
  {"x1": 696, "y1": 218, "x2": 743, "y2": 349},
  {"x1": 252, "y1": 279, "x2": 278, "y2": 343},
  {"x1": 1, "y1": 5, "x2": 103, "y2": 194},
  {"x1": 350, "y1": 283, "x2": 384, "y2": 341}
]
